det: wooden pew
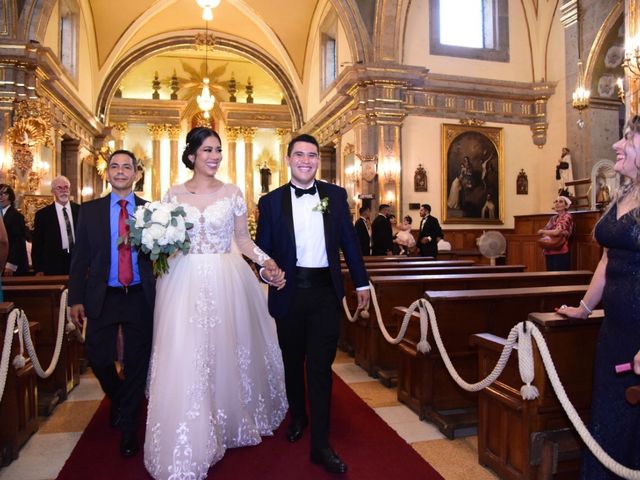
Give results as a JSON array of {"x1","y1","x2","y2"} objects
[
  {"x1": 1, "y1": 275, "x2": 69, "y2": 288},
  {"x1": 393, "y1": 285, "x2": 593, "y2": 438},
  {"x1": 356, "y1": 271, "x2": 592, "y2": 384},
  {"x1": 0, "y1": 302, "x2": 39, "y2": 466},
  {"x1": 339, "y1": 264, "x2": 528, "y2": 356},
  {"x1": 2, "y1": 285, "x2": 79, "y2": 415},
  {"x1": 470, "y1": 310, "x2": 603, "y2": 480}
]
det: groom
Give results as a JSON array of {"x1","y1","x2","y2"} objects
[{"x1": 256, "y1": 134, "x2": 369, "y2": 474}]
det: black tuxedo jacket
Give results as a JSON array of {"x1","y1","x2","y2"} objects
[
  {"x1": 371, "y1": 213, "x2": 393, "y2": 255},
  {"x1": 417, "y1": 215, "x2": 443, "y2": 257},
  {"x1": 354, "y1": 217, "x2": 370, "y2": 256},
  {"x1": 32, "y1": 202, "x2": 79, "y2": 275},
  {"x1": 2, "y1": 205, "x2": 29, "y2": 274},
  {"x1": 256, "y1": 181, "x2": 368, "y2": 319},
  {"x1": 68, "y1": 195, "x2": 156, "y2": 320}
]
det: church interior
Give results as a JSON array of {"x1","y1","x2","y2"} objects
[{"x1": 1, "y1": 0, "x2": 640, "y2": 478}]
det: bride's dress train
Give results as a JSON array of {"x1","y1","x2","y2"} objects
[{"x1": 144, "y1": 183, "x2": 287, "y2": 480}]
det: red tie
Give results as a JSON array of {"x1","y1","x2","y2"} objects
[{"x1": 118, "y1": 199, "x2": 133, "y2": 286}]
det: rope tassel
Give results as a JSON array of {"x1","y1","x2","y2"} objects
[{"x1": 518, "y1": 321, "x2": 539, "y2": 400}]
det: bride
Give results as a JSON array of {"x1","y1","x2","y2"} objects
[{"x1": 144, "y1": 127, "x2": 288, "y2": 480}]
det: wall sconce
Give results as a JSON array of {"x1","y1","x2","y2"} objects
[
  {"x1": 382, "y1": 159, "x2": 400, "y2": 183},
  {"x1": 385, "y1": 190, "x2": 395, "y2": 205},
  {"x1": 622, "y1": 35, "x2": 640, "y2": 79}
]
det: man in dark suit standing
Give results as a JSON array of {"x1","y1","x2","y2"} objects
[
  {"x1": 371, "y1": 203, "x2": 393, "y2": 256},
  {"x1": 32, "y1": 175, "x2": 79, "y2": 275},
  {"x1": 256, "y1": 134, "x2": 369, "y2": 474},
  {"x1": 417, "y1": 203, "x2": 443, "y2": 258},
  {"x1": 69, "y1": 150, "x2": 155, "y2": 457},
  {"x1": 0, "y1": 184, "x2": 29, "y2": 275},
  {"x1": 354, "y1": 205, "x2": 371, "y2": 256}
]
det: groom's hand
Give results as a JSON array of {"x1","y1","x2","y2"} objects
[{"x1": 261, "y1": 260, "x2": 286, "y2": 290}]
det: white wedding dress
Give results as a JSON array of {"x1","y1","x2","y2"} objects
[{"x1": 144, "y1": 183, "x2": 287, "y2": 480}]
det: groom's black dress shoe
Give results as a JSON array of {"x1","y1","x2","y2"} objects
[
  {"x1": 120, "y1": 431, "x2": 139, "y2": 457},
  {"x1": 311, "y1": 447, "x2": 348, "y2": 474},
  {"x1": 286, "y1": 418, "x2": 308, "y2": 443}
]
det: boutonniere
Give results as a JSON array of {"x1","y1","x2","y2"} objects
[{"x1": 313, "y1": 196, "x2": 330, "y2": 214}]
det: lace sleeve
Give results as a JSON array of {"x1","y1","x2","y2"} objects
[{"x1": 232, "y1": 189, "x2": 271, "y2": 265}]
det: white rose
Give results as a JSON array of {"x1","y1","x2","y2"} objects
[
  {"x1": 151, "y1": 207, "x2": 171, "y2": 226},
  {"x1": 141, "y1": 229, "x2": 155, "y2": 250},
  {"x1": 147, "y1": 201, "x2": 162, "y2": 212},
  {"x1": 134, "y1": 207, "x2": 146, "y2": 228},
  {"x1": 147, "y1": 223, "x2": 165, "y2": 241}
]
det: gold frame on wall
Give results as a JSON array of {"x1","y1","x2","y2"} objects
[{"x1": 441, "y1": 123, "x2": 504, "y2": 224}]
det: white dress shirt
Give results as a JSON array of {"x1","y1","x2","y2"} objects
[
  {"x1": 55, "y1": 202, "x2": 75, "y2": 251},
  {"x1": 290, "y1": 185, "x2": 328, "y2": 268}
]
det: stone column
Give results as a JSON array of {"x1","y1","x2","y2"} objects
[
  {"x1": 225, "y1": 126, "x2": 241, "y2": 184},
  {"x1": 241, "y1": 127, "x2": 257, "y2": 207},
  {"x1": 167, "y1": 124, "x2": 181, "y2": 186},
  {"x1": 378, "y1": 122, "x2": 402, "y2": 219},
  {"x1": 61, "y1": 138, "x2": 81, "y2": 201},
  {"x1": 147, "y1": 124, "x2": 165, "y2": 200},
  {"x1": 275, "y1": 128, "x2": 290, "y2": 185},
  {"x1": 112, "y1": 122, "x2": 128, "y2": 150}
]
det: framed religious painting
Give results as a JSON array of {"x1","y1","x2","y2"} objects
[{"x1": 441, "y1": 123, "x2": 504, "y2": 224}]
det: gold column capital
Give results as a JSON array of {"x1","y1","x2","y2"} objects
[
  {"x1": 147, "y1": 123, "x2": 166, "y2": 140},
  {"x1": 111, "y1": 122, "x2": 128, "y2": 136},
  {"x1": 240, "y1": 127, "x2": 258, "y2": 142},
  {"x1": 225, "y1": 126, "x2": 242, "y2": 142},
  {"x1": 166, "y1": 124, "x2": 181, "y2": 141},
  {"x1": 275, "y1": 128, "x2": 291, "y2": 141}
]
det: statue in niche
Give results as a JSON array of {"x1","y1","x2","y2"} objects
[
  {"x1": 259, "y1": 163, "x2": 272, "y2": 193},
  {"x1": 414, "y1": 164, "x2": 427, "y2": 192},
  {"x1": 516, "y1": 169, "x2": 528, "y2": 195}
]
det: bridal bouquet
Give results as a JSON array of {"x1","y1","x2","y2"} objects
[{"x1": 125, "y1": 200, "x2": 194, "y2": 277}]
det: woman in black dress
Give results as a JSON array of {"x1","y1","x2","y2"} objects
[{"x1": 559, "y1": 115, "x2": 640, "y2": 479}]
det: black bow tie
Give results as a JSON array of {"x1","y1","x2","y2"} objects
[{"x1": 291, "y1": 183, "x2": 317, "y2": 197}]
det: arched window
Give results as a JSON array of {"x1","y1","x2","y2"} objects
[
  {"x1": 430, "y1": 0, "x2": 509, "y2": 62},
  {"x1": 320, "y1": 10, "x2": 338, "y2": 92},
  {"x1": 59, "y1": 0, "x2": 79, "y2": 78}
]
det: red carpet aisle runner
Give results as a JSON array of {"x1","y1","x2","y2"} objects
[{"x1": 57, "y1": 375, "x2": 443, "y2": 480}]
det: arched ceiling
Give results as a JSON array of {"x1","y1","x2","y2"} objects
[{"x1": 88, "y1": 0, "x2": 320, "y2": 82}]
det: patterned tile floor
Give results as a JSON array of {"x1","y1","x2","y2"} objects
[{"x1": 0, "y1": 350, "x2": 498, "y2": 480}]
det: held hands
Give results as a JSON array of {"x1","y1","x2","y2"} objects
[
  {"x1": 262, "y1": 259, "x2": 286, "y2": 290},
  {"x1": 69, "y1": 304, "x2": 87, "y2": 331}
]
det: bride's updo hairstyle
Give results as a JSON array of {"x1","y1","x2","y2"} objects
[{"x1": 182, "y1": 127, "x2": 222, "y2": 170}]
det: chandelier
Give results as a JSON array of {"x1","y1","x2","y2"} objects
[
  {"x1": 570, "y1": 1, "x2": 589, "y2": 128},
  {"x1": 196, "y1": 0, "x2": 220, "y2": 21},
  {"x1": 196, "y1": 21, "x2": 215, "y2": 119}
]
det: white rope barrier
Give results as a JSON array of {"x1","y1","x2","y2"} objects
[
  {"x1": 341, "y1": 282, "x2": 640, "y2": 478},
  {"x1": 0, "y1": 309, "x2": 21, "y2": 403}
]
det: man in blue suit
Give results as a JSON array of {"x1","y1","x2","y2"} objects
[
  {"x1": 256, "y1": 134, "x2": 369, "y2": 474},
  {"x1": 68, "y1": 150, "x2": 155, "y2": 458}
]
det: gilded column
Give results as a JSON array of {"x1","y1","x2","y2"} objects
[
  {"x1": 626, "y1": 0, "x2": 639, "y2": 115},
  {"x1": 112, "y1": 122, "x2": 128, "y2": 150},
  {"x1": 241, "y1": 127, "x2": 257, "y2": 206},
  {"x1": 378, "y1": 123, "x2": 402, "y2": 219},
  {"x1": 167, "y1": 124, "x2": 181, "y2": 186},
  {"x1": 147, "y1": 124, "x2": 166, "y2": 200},
  {"x1": 275, "y1": 128, "x2": 290, "y2": 185},
  {"x1": 225, "y1": 126, "x2": 241, "y2": 184}
]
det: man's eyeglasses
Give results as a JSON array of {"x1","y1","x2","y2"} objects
[{"x1": 0, "y1": 191, "x2": 9, "y2": 196}]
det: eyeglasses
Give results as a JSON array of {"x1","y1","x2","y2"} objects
[{"x1": 0, "y1": 192, "x2": 9, "y2": 196}]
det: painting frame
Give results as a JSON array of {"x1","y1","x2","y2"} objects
[{"x1": 441, "y1": 123, "x2": 504, "y2": 224}]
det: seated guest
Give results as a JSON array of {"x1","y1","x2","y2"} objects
[
  {"x1": 32, "y1": 175, "x2": 79, "y2": 275},
  {"x1": 0, "y1": 184, "x2": 28, "y2": 276}
]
